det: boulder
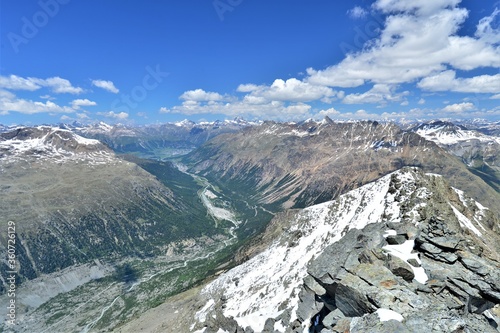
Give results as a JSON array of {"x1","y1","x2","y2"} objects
[
  {"x1": 335, "y1": 273, "x2": 375, "y2": 317},
  {"x1": 387, "y1": 254, "x2": 415, "y2": 282}
]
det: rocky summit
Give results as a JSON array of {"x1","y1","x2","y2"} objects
[{"x1": 168, "y1": 167, "x2": 500, "y2": 333}]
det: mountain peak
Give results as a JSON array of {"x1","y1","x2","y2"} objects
[{"x1": 0, "y1": 126, "x2": 111, "y2": 164}]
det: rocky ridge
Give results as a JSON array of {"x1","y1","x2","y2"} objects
[{"x1": 188, "y1": 167, "x2": 500, "y2": 333}]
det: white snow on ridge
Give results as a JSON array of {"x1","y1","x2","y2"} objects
[
  {"x1": 450, "y1": 204, "x2": 483, "y2": 237},
  {"x1": 197, "y1": 169, "x2": 429, "y2": 332},
  {"x1": 0, "y1": 127, "x2": 111, "y2": 165},
  {"x1": 376, "y1": 308, "x2": 404, "y2": 322},
  {"x1": 416, "y1": 127, "x2": 500, "y2": 146}
]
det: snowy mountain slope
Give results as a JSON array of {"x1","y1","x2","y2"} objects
[
  {"x1": 189, "y1": 167, "x2": 499, "y2": 333},
  {"x1": 412, "y1": 120, "x2": 500, "y2": 193},
  {"x1": 413, "y1": 120, "x2": 500, "y2": 146},
  {"x1": 0, "y1": 126, "x2": 113, "y2": 165}
]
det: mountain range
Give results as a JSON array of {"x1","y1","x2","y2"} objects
[{"x1": 0, "y1": 118, "x2": 499, "y2": 332}]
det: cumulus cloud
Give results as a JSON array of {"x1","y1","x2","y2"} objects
[
  {"x1": 44, "y1": 77, "x2": 84, "y2": 94},
  {"x1": 0, "y1": 91, "x2": 75, "y2": 114},
  {"x1": 180, "y1": 89, "x2": 224, "y2": 102},
  {"x1": 342, "y1": 84, "x2": 409, "y2": 105},
  {"x1": 97, "y1": 111, "x2": 129, "y2": 119},
  {"x1": 418, "y1": 70, "x2": 500, "y2": 94},
  {"x1": 242, "y1": 78, "x2": 339, "y2": 103},
  {"x1": 0, "y1": 74, "x2": 83, "y2": 94},
  {"x1": 158, "y1": 1, "x2": 499, "y2": 121},
  {"x1": 160, "y1": 100, "x2": 312, "y2": 120},
  {"x1": 317, "y1": 107, "x2": 341, "y2": 118},
  {"x1": 442, "y1": 102, "x2": 475, "y2": 113},
  {"x1": 71, "y1": 98, "x2": 97, "y2": 109},
  {"x1": 0, "y1": 75, "x2": 41, "y2": 91},
  {"x1": 306, "y1": 3, "x2": 500, "y2": 87},
  {"x1": 92, "y1": 80, "x2": 119, "y2": 93}
]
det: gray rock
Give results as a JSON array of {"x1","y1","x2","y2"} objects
[
  {"x1": 296, "y1": 288, "x2": 323, "y2": 323},
  {"x1": 436, "y1": 251, "x2": 459, "y2": 263},
  {"x1": 407, "y1": 258, "x2": 421, "y2": 267},
  {"x1": 419, "y1": 242, "x2": 442, "y2": 255},
  {"x1": 387, "y1": 254, "x2": 415, "y2": 282},
  {"x1": 322, "y1": 309, "x2": 345, "y2": 329},
  {"x1": 350, "y1": 312, "x2": 410, "y2": 333},
  {"x1": 331, "y1": 318, "x2": 351, "y2": 333},
  {"x1": 335, "y1": 273, "x2": 375, "y2": 317},
  {"x1": 304, "y1": 275, "x2": 326, "y2": 296},
  {"x1": 352, "y1": 263, "x2": 399, "y2": 289},
  {"x1": 262, "y1": 318, "x2": 275, "y2": 333},
  {"x1": 428, "y1": 236, "x2": 461, "y2": 251},
  {"x1": 386, "y1": 234, "x2": 407, "y2": 245}
]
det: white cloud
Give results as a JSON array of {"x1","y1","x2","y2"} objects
[
  {"x1": 180, "y1": 89, "x2": 224, "y2": 102},
  {"x1": 0, "y1": 93, "x2": 75, "y2": 114},
  {"x1": 160, "y1": 100, "x2": 312, "y2": 120},
  {"x1": 475, "y1": 7, "x2": 500, "y2": 44},
  {"x1": 237, "y1": 84, "x2": 260, "y2": 92},
  {"x1": 158, "y1": 1, "x2": 499, "y2": 121},
  {"x1": 491, "y1": 94, "x2": 500, "y2": 99},
  {"x1": 418, "y1": 70, "x2": 500, "y2": 94},
  {"x1": 0, "y1": 74, "x2": 83, "y2": 94},
  {"x1": 245, "y1": 78, "x2": 338, "y2": 103},
  {"x1": 97, "y1": 111, "x2": 129, "y2": 119},
  {"x1": 0, "y1": 75, "x2": 41, "y2": 91},
  {"x1": 342, "y1": 84, "x2": 409, "y2": 105},
  {"x1": 348, "y1": 6, "x2": 368, "y2": 19},
  {"x1": 307, "y1": 4, "x2": 500, "y2": 87},
  {"x1": 44, "y1": 77, "x2": 84, "y2": 94},
  {"x1": 92, "y1": 80, "x2": 119, "y2": 93},
  {"x1": 71, "y1": 98, "x2": 97, "y2": 109},
  {"x1": 442, "y1": 102, "x2": 475, "y2": 113},
  {"x1": 317, "y1": 107, "x2": 341, "y2": 118},
  {"x1": 373, "y1": 0, "x2": 462, "y2": 16}
]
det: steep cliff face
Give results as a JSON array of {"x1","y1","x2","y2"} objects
[
  {"x1": 0, "y1": 127, "x2": 218, "y2": 288},
  {"x1": 188, "y1": 168, "x2": 500, "y2": 333},
  {"x1": 185, "y1": 120, "x2": 500, "y2": 220}
]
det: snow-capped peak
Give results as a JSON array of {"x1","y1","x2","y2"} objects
[
  {"x1": 0, "y1": 126, "x2": 111, "y2": 165},
  {"x1": 413, "y1": 120, "x2": 500, "y2": 145}
]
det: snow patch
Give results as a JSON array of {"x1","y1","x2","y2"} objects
[
  {"x1": 383, "y1": 240, "x2": 428, "y2": 284},
  {"x1": 195, "y1": 299, "x2": 214, "y2": 323},
  {"x1": 376, "y1": 308, "x2": 404, "y2": 322},
  {"x1": 450, "y1": 204, "x2": 482, "y2": 237}
]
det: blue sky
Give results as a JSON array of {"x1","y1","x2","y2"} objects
[{"x1": 0, "y1": 0, "x2": 499, "y2": 125}]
